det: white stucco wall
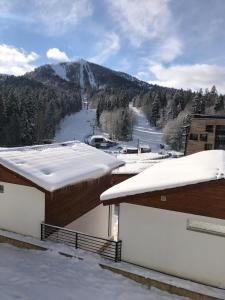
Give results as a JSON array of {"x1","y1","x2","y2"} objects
[
  {"x1": 66, "y1": 204, "x2": 111, "y2": 238},
  {"x1": 0, "y1": 181, "x2": 45, "y2": 238},
  {"x1": 119, "y1": 203, "x2": 225, "y2": 289}
]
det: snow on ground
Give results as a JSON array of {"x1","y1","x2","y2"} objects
[
  {"x1": 0, "y1": 243, "x2": 188, "y2": 300},
  {"x1": 51, "y1": 64, "x2": 68, "y2": 81},
  {"x1": 0, "y1": 230, "x2": 225, "y2": 300},
  {"x1": 55, "y1": 109, "x2": 102, "y2": 143},
  {"x1": 85, "y1": 62, "x2": 97, "y2": 88},
  {"x1": 101, "y1": 150, "x2": 225, "y2": 201},
  {"x1": 0, "y1": 141, "x2": 123, "y2": 192},
  {"x1": 79, "y1": 58, "x2": 85, "y2": 91},
  {"x1": 128, "y1": 106, "x2": 163, "y2": 151},
  {"x1": 55, "y1": 106, "x2": 163, "y2": 152},
  {"x1": 54, "y1": 106, "x2": 171, "y2": 175},
  {"x1": 79, "y1": 59, "x2": 97, "y2": 90}
]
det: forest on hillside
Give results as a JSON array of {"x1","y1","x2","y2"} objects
[
  {"x1": 95, "y1": 84, "x2": 225, "y2": 150},
  {"x1": 0, "y1": 69, "x2": 224, "y2": 151},
  {"x1": 94, "y1": 87, "x2": 137, "y2": 141},
  {"x1": 0, "y1": 76, "x2": 81, "y2": 146}
]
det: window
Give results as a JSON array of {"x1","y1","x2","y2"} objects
[
  {"x1": 0, "y1": 185, "x2": 4, "y2": 193},
  {"x1": 94, "y1": 138, "x2": 104, "y2": 143},
  {"x1": 189, "y1": 133, "x2": 198, "y2": 141},
  {"x1": 216, "y1": 125, "x2": 225, "y2": 135},
  {"x1": 200, "y1": 134, "x2": 207, "y2": 141},
  {"x1": 215, "y1": 125, "x2": 225, "y2": 149},
  {"x1": 204, "y1": 143, "x2": 212, "y2": 150},
  {"x1": 206, "y1": 125, "x2": 214, "y2": 132},
  {"x1": 160, "y1": 195, "x2": 167, "y2": 202}
]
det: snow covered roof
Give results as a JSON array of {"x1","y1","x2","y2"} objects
[
  {"x1": 0, "y1": 141, "x2": 124, "y2": 192},
  {"x1": 112, "y1": 162, "x2": 156, "y2": 175},
  {"x1": 101, "y1": 150, "x2": 225, "y2": 201},
  {"x1": 112, "y1": 152, "x2": 167, "y2": 175}
]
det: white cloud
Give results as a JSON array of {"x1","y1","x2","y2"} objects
[
  {"x1": 47, "y1": 48, "x2": 69, "y2": 62},
  {"x1": 34, "y1": 0, "x2": 93, "y2": 35},
  {"x1": 154, "y1": 37, "x2": 183, "y2": 63},
  {"x1": 148, "y1": 63, "x2": 225, "y2": 93},
  {"x1": 0, "y1": 44, "x2": 39, "y2": 75},
  {"x1": 1, "y1": 0, "x2": 93, "y2": 36},
  {"x1": 135, "y1": 71, "x2": 150, "y2": 81},
  {"x1": 107, "y1": 0, "x2": 171, "y2": 47},
  {"x1": 90, "y1": 33, "x2": 120, "y2": 64}
]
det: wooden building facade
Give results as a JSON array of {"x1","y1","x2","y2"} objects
[{"x1": 185, "y1": 114, "x2": 225, "y2": 155}]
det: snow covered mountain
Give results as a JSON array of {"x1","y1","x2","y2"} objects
[{"x1": 26, "y1": 59, "x2": 151, "y2": 92}]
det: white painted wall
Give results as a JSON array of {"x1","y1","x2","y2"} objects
[
  {"x1": 66, "y1": 204, "x2": 111, "y2": 238},
  {"x1": 0, "y1": 181, "x2": 45, "y2": 238},
  {"x1": 119, "y1": 203, "x2": 225, "y2": 289}
]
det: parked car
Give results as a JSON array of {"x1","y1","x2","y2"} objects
[{"x1": 88, "y1": 135, "x2": 117, "y2": 149}]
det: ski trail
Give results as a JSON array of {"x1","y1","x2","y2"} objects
[
  {"x1": 51, "y1": 64, "x2": 68, "y2": 81},
  {"x1": 85, "y1": 63, "x2": 97, "y2": 88},
  {"x1": 128, "y1": 106, "x2": 163, "y2": 151},
  {"x1": 55, "y1": 109, "x2": 102, "y2": 143}
]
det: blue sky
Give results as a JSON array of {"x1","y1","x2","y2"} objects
[{"x1": 0, "y1": 0, "x2": 225, "y2": 92}]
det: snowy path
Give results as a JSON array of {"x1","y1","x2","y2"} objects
[
  {"x1": 128, "y1": 106, "x2": 163, "y2": 151},
  {"x1": 0, "y1": 243, "x2": 187, "y2": 300},
  {"x1": 55, "y1": 109, "x2": 102, "y2": 143}
]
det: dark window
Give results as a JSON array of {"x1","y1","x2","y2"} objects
[
  {"x1": 215, "y1": 125, "x2": 225, "y2": 135},
  {"x1": 0, "y1": 185, "x2": 4, "y2": 193},
  {"x1": 200, "y1": 134, "x2": 207, "y2": 141},
  {"x1": 189, "y1": 133, "x2": 198, "y2": 140},
  {"x1": 94, "y1": 138, "x2": 104, "y2": 143},
  {"x1": 204, "y1": 143, "x2": 212, "y2": 150},
  {"x1": 215, "y1": 136, "x2": 225, "y2": 149},
  {"x1": 215, "y1": 125, "x2": 225, "y2": 149},
  {"x1": 206, "y1": 125, "x2": 214, "y2": 132}
]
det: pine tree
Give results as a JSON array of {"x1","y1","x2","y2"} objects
[
  {"x1": 214, "y1": 95, "x2": 224, "y2": 112},
  {"x1": 151, "y1": 95, "x2": 160, "y2": 126},
  {"x1": 192, "y1": 92, "x2": 205, "y2": 114}
]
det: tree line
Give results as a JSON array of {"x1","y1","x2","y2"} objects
[
  {"x1": 0, "y1": 76, "x2": 81, "y2": 146},
  {"x1": 134, "y1": 85, "x2": 225, "y2": 150},
  {"x1": 94, "y1": 87, "x2": 138, "y2": 141},
  {"x1": 95, "y1": 84, "x2": 225, "y2": 150}
]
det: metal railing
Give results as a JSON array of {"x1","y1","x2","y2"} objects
[{"x1": 41, "y1": 223, "x2": 122, "y2": 262}]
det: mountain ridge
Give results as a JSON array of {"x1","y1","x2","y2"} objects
[
  {"x1": 25, "y1": 59, "x2": 152, "y2": 92},
  {"x1": 0, "y1": 60, "x2": 224, "y2": 150}
]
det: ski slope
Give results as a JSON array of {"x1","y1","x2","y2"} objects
[
  {"x1": 55, "y1": 109, "x2": 101, "y2": 142},
  {"x1": 128, "y1": 106, "x2": 163, "y2": 151},
  {"x1": 55, "y1": 106, "x2": 163, "y2": 151},
  {"x1": 51, "y1": 63, "x2": 68, "y2": 81}
]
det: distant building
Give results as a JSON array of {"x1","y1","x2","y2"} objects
[{"x1": 185, "y1": 114, "x2": 225, "y2": 155}]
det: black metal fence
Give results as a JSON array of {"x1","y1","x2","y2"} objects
[{"x1": 41, "y1": 223, "x2": 122, "y2": 262}]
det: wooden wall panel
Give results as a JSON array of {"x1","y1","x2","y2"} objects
[
  {"x1": 111, "y1": 174, "x2": 135, "y2": 186},
  {"x1": 103, "y1": 179, "x2": 225, "y2": 220},
  {"x1": 186, "y1": 118, "x2": 225, "y2": 155},
  {"x1": 0, "y1": 164, "x2": 44, "y2": 191},
  {"x1": 45, "y1": 174, "x2": 112, "y2": 227}
]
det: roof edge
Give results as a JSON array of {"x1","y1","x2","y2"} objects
[{"x1": 101, "y1": 177, "x2": 223, "y2": 205}]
